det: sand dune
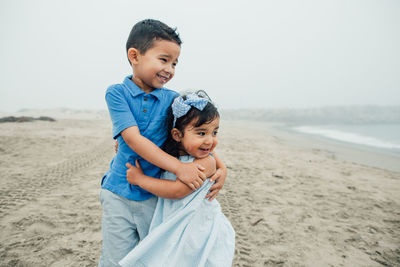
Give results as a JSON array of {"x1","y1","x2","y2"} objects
[{"x1": 0, "y1": 118, "x2": 399, "y2": 266}]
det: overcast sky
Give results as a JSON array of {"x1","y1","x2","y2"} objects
[{"x1": 1, "y1": 0, "x2": 399, "y2": 112}]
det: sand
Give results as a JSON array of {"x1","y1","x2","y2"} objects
[{"x1": 0, "y1": 118, "x2": 399, "y2": 266}]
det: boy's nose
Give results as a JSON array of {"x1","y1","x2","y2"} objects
[{"x1": 165, "y1": 64, "x2": 174, "y2": 74}]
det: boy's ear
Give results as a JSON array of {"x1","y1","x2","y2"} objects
[
  {"x1": 171, "y1": 128, "x2": 182, "y2": 142},
  {"x1": 127, "y1": 48, "x2": 140, "y2": 65}
]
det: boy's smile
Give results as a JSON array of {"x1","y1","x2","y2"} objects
[{"x1": 129, "y1": 40, "x2": 181, "y2": 93}]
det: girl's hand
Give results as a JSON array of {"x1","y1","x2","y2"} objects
[
  {"x1": 205, "y1": 166, "x2": 227, "y2": 201},
  {"x1": 126, "y1": 160, "x2": 145, "y2": 186},
  {"x1": 115, "y1": 140, "x2": 119, "y2": 153}
]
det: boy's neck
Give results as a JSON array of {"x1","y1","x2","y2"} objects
[{"x1": 131, "y1": 76, "x2": 155, "y2": 94}]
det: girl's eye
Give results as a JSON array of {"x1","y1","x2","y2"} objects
[
  {"x1": 198, "y1": 132, "x2": 205, "y2": 136},
  {"x1": 213, "y1": 131, "x2": 218, "y2": 136},
  {"x1": 160, "y1": 58, "x2": 167, "y2": 62},
  {"x1": 172, "y1": 62, "x2": 177, "y2": 67}
]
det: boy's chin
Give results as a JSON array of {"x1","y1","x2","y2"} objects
[
  {"x1": 153, "y1": 79, "x2": 169, "y2": 88},
  {"x1": 150, "y1": 83, "x2": 165, "y2": 89}
]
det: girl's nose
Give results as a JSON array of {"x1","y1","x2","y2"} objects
[{"x1": 204, "y1": 135, "x2": 212, "y2": 144}]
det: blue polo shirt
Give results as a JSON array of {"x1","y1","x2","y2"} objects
[{"x1": 102, "y1": 75, "x2": 178, "y2": 201}]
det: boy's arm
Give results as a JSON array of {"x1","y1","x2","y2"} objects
[
  {"x1": 121, "y1": 126, "x2": 206, "y2": 190},
  {"x1": 205, "y1": 152, "x2": 227, "y2": 201},
  {"x1": 126, "y1": 156, "x2": 216, "y2": 199}
]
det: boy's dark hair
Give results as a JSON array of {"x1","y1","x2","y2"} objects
[
  {"x1": 126, "y1": 19, "x2": 182, "y2": 64},
  {"x1": 163, "y1": 90, "x2": 220, "y2": 158}
]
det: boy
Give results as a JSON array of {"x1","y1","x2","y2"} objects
[{"x1": 99, "y1": 19, "x2": 227, "y2": 266}]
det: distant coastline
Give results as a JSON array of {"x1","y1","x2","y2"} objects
[{"x1": 221, "y1": 105, "x2": 400, "y2": 125}]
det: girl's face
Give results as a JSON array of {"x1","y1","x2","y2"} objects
[{"x1": 173, "y1": 117, "x2": 220, "y2": 159}]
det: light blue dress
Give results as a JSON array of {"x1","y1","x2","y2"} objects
[{"x1": 119, "y1": 155, "x2": 235, "y2": 267}]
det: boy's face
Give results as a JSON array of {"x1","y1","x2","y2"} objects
[{"x1": 129, "y1": 40, "x2": 181, "y2": 93}]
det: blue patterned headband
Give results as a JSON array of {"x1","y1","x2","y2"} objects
[{"x1": 172, "y1": 93, "x2": 209, "y2": 127}]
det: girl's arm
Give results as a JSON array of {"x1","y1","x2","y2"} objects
[
  {"x1": 126, "y1": 155, "x2": 216, "y2": 199},
  {"x1": 205, "y1": 152, "x2": 227, "y2": 201}
]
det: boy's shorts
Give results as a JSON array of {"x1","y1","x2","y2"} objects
[{"x1": 98, "y1": 188, "x2": 157, "y2": 267}]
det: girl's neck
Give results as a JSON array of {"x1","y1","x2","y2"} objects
[
  {"x1": 178, "y1": 149, "x2": 189, "y2": 157},
  {"x1": 178, "y1": 149, "x2": 199, "y2": 160}
]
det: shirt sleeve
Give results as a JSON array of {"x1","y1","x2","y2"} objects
[{"x1": 105, "y1": 86, "x2": 137, "y2": 139}]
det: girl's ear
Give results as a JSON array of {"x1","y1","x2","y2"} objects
[
  {"x1": 127, "y1": 48, "x2": 140, "y2": 65},
  {"x1": 171, "y1": 128, "x2": 182, "y2": 142}
]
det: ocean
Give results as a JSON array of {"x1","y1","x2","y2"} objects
[{"x1": 292, "y1": 124, "x2": 400, "y2": 157}]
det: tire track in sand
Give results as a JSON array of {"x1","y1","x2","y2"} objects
[{"x1": 0, "y1": 138, "x2": 113, "y2": 217}]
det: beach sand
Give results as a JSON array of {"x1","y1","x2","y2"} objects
[{"x1": 0, "y1": 118, "x2": 399, "y2": 266}]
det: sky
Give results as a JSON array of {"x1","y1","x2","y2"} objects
[{"x1": 0, "y1": 0, "x2": 399, "y2": 112}]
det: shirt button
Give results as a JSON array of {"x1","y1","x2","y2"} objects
[
  {"x1": 144, "y1": 97, "x2": 148, "y2": 101},
  {"x1": 143, "y1": 108, "x2": 147, "y2": 113}
]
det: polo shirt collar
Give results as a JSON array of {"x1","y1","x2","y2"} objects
[{"x1": 123, "y1": 75, "x2": 163, "y2": 100}]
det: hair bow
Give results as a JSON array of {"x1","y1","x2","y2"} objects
[{"x1": 172, "y1": 93, "x2": 209, "y2": 127}]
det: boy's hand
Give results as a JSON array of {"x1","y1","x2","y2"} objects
[
  {"x1": 176, "y1": 162, "x2": 206, "y2": 191},
  {"x1": 205, "y1": 166, "x2": 227, "y2": 201},
  {"x1": 126, "y1": 160, "x2": 145, "y2": 186}
]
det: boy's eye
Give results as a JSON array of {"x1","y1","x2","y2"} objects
[
  {"x1": 213, "y1": 131, "x2": 218, "y2": 136},
  {"x1": 160, "y1": 58, "x2": 167, "y2": 62},
  {"x1": 172, "y1": 62, "x2": 177, "y2": 67},
  {"x1": 198, "y1": 132, "x2": 205, "y2": 136}
]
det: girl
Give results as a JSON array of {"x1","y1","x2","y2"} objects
[{"x1": 120, "y1": 91, "x2": 235, "y2": 267}]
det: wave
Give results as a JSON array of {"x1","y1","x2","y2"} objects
[{"x1": 293, "y1": 126, "x2": 400, "y2": 150}]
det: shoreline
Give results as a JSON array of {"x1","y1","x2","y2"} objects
[{"x1": 225, "y1": 120, "x2": 400, "y2": 173}]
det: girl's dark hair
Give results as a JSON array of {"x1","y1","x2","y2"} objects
[{"x1": 163, "y1": 90, "x2": 219, "y2": 158}]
